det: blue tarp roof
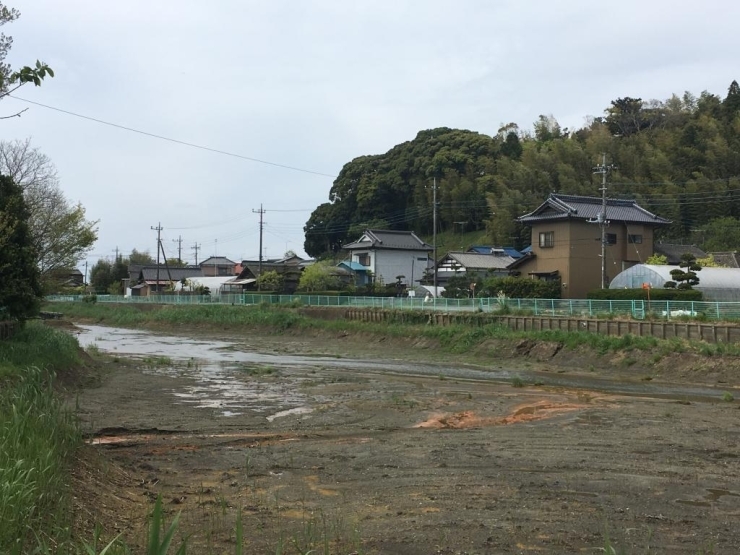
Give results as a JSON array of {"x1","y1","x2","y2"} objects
[
  {"x1": 502, "y1": 247, "x2": 523, "y2": 259},
  {"x1": 338, "y1": 260, "x2": 369, "y2": 272},
  {"x1": 468, "y1": 245, "x2": 523, "y2": 258}
]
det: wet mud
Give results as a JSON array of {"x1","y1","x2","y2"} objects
[{"x1": 72, "y1": 325, "x2": 740, "y2": 554}]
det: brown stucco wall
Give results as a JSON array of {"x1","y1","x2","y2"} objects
[{"x1": 522, "y1": 220, "x2": 657, "y2": 299}]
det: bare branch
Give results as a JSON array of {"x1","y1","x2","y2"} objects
[{"x1": 0, "y1": 106, "x2": 27, "y2": 119}]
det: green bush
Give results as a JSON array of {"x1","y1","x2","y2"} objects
[
  {"x1": 479, "y1": 276, "x2": 561, "y2": 299},
  {"x1": 587, "y1": 288, "x2": 702, "y2": 301}
]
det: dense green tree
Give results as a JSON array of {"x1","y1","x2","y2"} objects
[
  {"x1": 256, "y1": 270, "x2": 284, "y2": 291},
  {"x1": 128, "y1": 249, "x2": 155, "y2": 265},
  {"x1": 305, "y1": 80, "x2": 740, "y2": 257},
  {"x1": 0, "y1": 174, "x2": 41, "y2": 320},
  {"x1": 441, "y1": 274, "x2": 481, "y2": 299},
  {"x1": 297, "y1": 262, "x2": 340, "y2": 292},
  {"x1": 723, "y1": 80, "x2": 740, "y2": 118},
  {"x1": 0, "y1": 140, "x2": 98, "y2": 280},
  {"x1": 89, "y1": 257, "x2": 127, "y2": 293},
  {"x1": 702, "y1": 216, "x2": 740, "y2": 251}
]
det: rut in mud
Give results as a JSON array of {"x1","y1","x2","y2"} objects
[{"x1": 73, "y1": 325, "x2": 740, "y2": 554}]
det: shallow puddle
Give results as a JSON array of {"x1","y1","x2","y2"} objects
[{"x1": 77, "y1": 325, "x2": 310, "y2": 417}]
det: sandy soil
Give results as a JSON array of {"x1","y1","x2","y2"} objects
[{"x1": 67, "y1": 323, "x2": 740, "y2": 554}]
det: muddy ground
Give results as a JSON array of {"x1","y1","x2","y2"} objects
[{"x1": 66, "y1": 323, "x2": 740, "y2": 554}]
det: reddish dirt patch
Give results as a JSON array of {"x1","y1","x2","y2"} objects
[{"x1": 413, "y1": 400, "x2": 587, "y2": 429}]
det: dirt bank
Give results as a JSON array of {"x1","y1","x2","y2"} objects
[{"x1": 67, "y1": 322, "x2": 740, "y2": 554}]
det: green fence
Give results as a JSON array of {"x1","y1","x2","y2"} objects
[{"x1": 45, "y1": 294, "x2": 740, "y2": 321}]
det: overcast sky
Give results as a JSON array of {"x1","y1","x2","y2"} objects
[{"x1": 4, "y1": 0, "x2": 739, "y2": 270}]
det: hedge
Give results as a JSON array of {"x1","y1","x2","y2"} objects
[
  {"x1": 479, "y1": 277, "x2": 561, "y2": 299},
  {"x1": 587, "y1": 288, "x2": 702, "y2": 301}
]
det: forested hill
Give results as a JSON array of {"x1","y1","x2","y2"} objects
[{"x1": 303, "y1": 80, "x2": 740, "y2": 258}]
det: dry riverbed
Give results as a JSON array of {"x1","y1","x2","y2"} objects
[{"x1": 68, "y1": 323, "x2": 740, "y2": 554}]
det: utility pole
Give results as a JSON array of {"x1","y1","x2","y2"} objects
[
  {"x1": 172, "y1": 235, "x2": 183, "y2": 264},
  {"x1": 84, "y1": 260, "x2": 88, "y2": 286},
  {"x1": 433, "y1": 176, "x2": 438, "y2": 296},
  {"x1": 151, "y1": 223, "x2": 163, "y2": 293},
  {"x1": 252, "y1": 204, "x2": 266, "y2": 290},
  {"x1": 592, "y1": 154, "x2": 616, "y2": 289},
  {"x1": 191, "y1": 243, "x2": 200, "y2": 265},
  {"x1": 112, "y1": 246, "x2": 119, "y2": 262}
]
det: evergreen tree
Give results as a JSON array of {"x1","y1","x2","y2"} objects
[
  {"x1": 723, "y1": 80, "x2": 740, "y2": 117},
  {"x1": 666, "y1": 253, "x2": 702, "y2": 290},
  {"x1": 0, "y1": 174, "x2": 41, "y2": 320}
]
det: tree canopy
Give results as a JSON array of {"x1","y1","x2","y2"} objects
[
  {"x1": 297, "y1": 262, "x2": 340, "y2": 292},
  {"x1": 0, "y1": 174, "x2": 41, "y2": 320},
  {"x1": 305, "y1": 80, "x2": 740, "y2": 258},
  {"x1": 0, "y1": 139, "x2": 98, "y2": 281}
]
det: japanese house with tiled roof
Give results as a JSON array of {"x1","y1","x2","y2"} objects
[
  {"x1": 342, "y1": 229, "x2": 433, "y2": 287},
  {"x1": 199, "y1": 256, "x2": 238, "y2": 276},
  {"x1": 435, "y1": 251, "x2": 515, "y2": 285},
  {"x1": 514, "y1": 193, "x2": 670, "y2": 299}
]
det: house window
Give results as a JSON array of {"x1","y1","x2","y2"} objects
[
  {"x1": 606, "y1": 233, "x2": 617, "y2": 245},
  {"x1": 539, "y1": 231, "x2": 554, "y2": 248},
  {"x1": 218, "y1": 266, "x2": 229, "y2": 276},
  {"x1": 357, "y1": 253, "x2": 371, "y2": 266},
  {"x1": 628, "y1": 234, "x2": 643, "y2": 244}
]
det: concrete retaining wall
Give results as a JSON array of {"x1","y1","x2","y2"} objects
[{"x1": 341, "y1": 309, "x2": 740, "y2": 344}]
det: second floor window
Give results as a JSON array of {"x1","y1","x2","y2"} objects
[
  {"x1": 628, "y1": 234, "x2": 643, "y2": 244},
  {"x1": 539, "y1": 231, "x2": 554, "y2": 248},
  {"x1": 606, "y1": 233, "x2": 617, "y2": 245},
  {"x1": 357, "y1": 253, "x2": 371, "y2": 266}
]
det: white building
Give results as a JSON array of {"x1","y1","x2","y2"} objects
[{"x1": 342, "y1": 229, "x2": 433, "y2": 287}]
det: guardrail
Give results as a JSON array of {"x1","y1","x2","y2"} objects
[{"x1": 45, "y1": 294, "x2": 740, "y2": 321}]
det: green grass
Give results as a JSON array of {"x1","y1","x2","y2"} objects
[
  {"x1": 52, "y1": 302, "x2": 307, "y2": 332},
  {"x1": 50, "y1": 302, "x2": 740, "y2": 361},
  {"x1": 0, "y1": 322, "x2": 82, "y2": 554}
]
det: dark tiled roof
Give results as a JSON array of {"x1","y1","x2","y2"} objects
[
  {"x1": 237, "y1": 262, "x2": 303, "y2": 279},
  {"x1": 709, "y1": 252, "x2": 740, "y2": 268},
  {"x1": 199, "y1": 256, "x2": 236, "y2": 266},
  {"x1": 518, "y1": 194, "x2": 670, "y2": 225},
  {"x1": 140, "y1": 266, "x2": 203, "y2": 282},
  {"x1": 653, "y1": 244, "x2": 707, "y2": 265},
  {"x1": 441, "y1": 252, "x2": 515, "y2": 271},
  {"x1": 343, "y1": 229, "x2": 432, "y2": 251}
]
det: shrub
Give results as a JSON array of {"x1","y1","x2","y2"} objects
[
  {"x1": 479, "y1": 276, "x2": 561, "y2": 299},
  {"x1": 587, "y1": 288, "x2": 702, "y2": 301}
]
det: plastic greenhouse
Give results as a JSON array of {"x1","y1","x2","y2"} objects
[{"x1": 609, "y1": 264, "x2": 740, "y2": 301}]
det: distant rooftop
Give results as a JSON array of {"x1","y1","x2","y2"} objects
[
  {"x1": 518, "y1": 193, "x2": 670, "y2": 225},
  {"x1": 343, "y1": 229, "x2": 432, "y2": 251}
]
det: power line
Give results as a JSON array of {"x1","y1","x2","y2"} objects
[{"x1": 8, "y1": 95, "x2": 338, "y2": 179}]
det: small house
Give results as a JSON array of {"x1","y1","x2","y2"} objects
[{"x1": 342, "y1": 229, "x2": 433, "y2": 287}]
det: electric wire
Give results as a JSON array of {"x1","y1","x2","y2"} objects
[{"x1": 8, "y1": 95, "x2": 337, "y2": 178}]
